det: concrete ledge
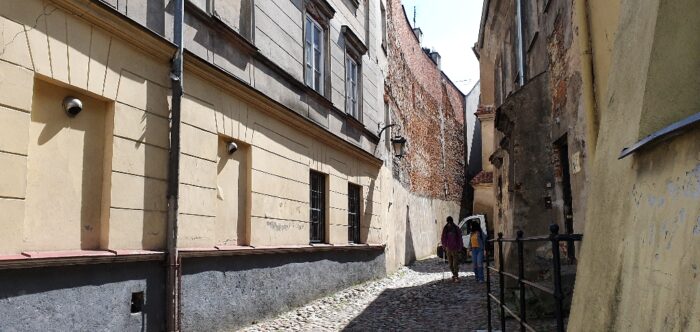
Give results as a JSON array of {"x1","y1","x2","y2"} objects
[
  {"x1": 179, "y1": 243, "x2": 385, "y2": 258},
  {"x1": 0, "y1": 250, "x2": 165, "y2": 270}
]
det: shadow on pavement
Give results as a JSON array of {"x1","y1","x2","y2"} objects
[
  {"x1": 406, "y1": 256, "x2": 472, "y2": 275},
  {"x1": 343, "y1": 259, "x2": 486, "y2": 332}
]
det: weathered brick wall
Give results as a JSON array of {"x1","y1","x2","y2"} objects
[{"x1": 384, "y1": 0, "x2": 465, "y2": 201}]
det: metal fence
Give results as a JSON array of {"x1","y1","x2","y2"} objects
[{"x1": 485, "y1": 224, "x2": 583, "y2": 332}]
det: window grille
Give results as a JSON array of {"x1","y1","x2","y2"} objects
[
  {"x1": 348, "y1": 183, "x2": 361, "y2": 243},
  {"x1": 310, "y1": 171, "x2": 326, "y2": 243}
]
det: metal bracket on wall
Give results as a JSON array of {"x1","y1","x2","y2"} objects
[{"x1": 618, "y1": 112, "x2": 700, "y2": 159}]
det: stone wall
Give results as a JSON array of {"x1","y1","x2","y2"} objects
[
  {"x1": 478, "y1": 0, "x2": 589, "y2": 246},
  {"x1": 0, "y1": 262, "x2": 165, "y2": 332},
  {"x1": 181, "y1": 250, "x2": 384, "y2": 331}
]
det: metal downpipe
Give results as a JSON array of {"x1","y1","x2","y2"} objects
[
  {"x1": 166, "y1": 0, "x2": 184, "y2": 330},
  {"x1": 574, "y1": 0, "x2": 598, "y2": 166}
]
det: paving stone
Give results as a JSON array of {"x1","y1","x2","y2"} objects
[
  {"x1": 239, "y1": 257, "x2": 491, "y2": 331},
  {"x1": 239, "y1": 257, "x2": 562, "y2": 331}
]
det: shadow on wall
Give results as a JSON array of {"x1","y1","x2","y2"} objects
[
  {"x1": 180, "y1": 250, "x2": 385, "y2": 331},
  {"x1": 147, "y1": 0, "x2": 166, "y2": 35},
  {"x1": 0, "y1": 261, "x2": 165, "y2": 331},
  {"x1": 28, "y1": 79, "x2": 108, "y2": 250},
  {"x1": 404, "y1": 205, "x2": 416, "y2": 264},
  {"x1": 361, "y1": 176, "x2": 380, "y2": 243},
  {"x1": 141, "y1": 79, "x2": 170, "y2": 250}
]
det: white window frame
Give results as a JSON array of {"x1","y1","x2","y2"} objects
[
  {"x1": 345, "y1": 57, "x2": 359, "y2": 119},
  {"x1": 380, "y1": 2, "x2": 387, "y2": 51},
  {"x1": 305, "y1": 15, "x2": 324, "y2": 93}
]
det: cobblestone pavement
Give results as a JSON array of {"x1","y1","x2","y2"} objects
[{"x1": 240, "y1": 257, "x2": 492, "y2": 332}]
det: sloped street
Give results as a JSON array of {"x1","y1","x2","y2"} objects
[{"x1": 240, "y1": 258, "x2": 489, "y2": 332}]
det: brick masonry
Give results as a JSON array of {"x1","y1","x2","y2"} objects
[{"x1": 384, "y1": 0, "x2": 465, "y2": 201}]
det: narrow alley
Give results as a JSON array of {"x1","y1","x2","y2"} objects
[{"x1": 241, "y1": 258, "x2": 487, "y2": 331}]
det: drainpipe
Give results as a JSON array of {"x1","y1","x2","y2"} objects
[
  {"x1": 166, "y1": 0, "x2": 184, "y2": 330},
  {"x1": 574, "y1": 0, "x2": 598, "y2": 166},
  {"x1": 515, "y1": 0, "x2": 526, "y2": 86}
]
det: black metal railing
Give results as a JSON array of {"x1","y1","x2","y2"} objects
[{"x1": 485, "y1": 224, "x2": 583, "y2": 332}]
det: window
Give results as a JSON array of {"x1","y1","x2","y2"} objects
[
  {"x1": 305, "y1": 15, "x2": 324, "y2": 93},
  {"x1": 348, "y1": 183, "x2": 361, "y2": 243},
  {"x1": 309, "y1": 171, "x2": 326, "y2": 243},
  {"x1": 380, "y1": 2, "x2": 387, "y2": 51},
  {"x1": 346, "y1": 57, "x2": 359, "y2": 118},
  {"x1": 341, "y1": 25, "x2": 367, "y2": 121},
  {"x1": 188, "y1": 0, "x2": 213, "y2": 14},
  {"x1": 460, "y1": 221, "x2": 470, "y2": 236}
]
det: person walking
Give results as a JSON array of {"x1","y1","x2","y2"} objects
[
  {"x1": 468, "y1": 221, "x2": 487, "y2": 282},
  {"x1": 441, "y1": 216, "x2": 464, "y2": 283}
]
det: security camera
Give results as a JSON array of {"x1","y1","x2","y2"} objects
[
  {"x1": 63, "y1": 96, "x2": 83, "y2": 117},
  {"x1": 227, "y1": 141, "x2": 238, "y2": 155}
]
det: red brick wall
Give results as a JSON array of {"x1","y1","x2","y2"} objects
[{"x1": 385, "y1": 0, "x2": 466, "y2": 201}]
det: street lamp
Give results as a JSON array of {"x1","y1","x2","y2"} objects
[
  {"x1": 377, "y1": 123, "x2": 408, "y2": 158},
  {"x1": 390, "y1": 135, "x2": 407, "y2": 158}
]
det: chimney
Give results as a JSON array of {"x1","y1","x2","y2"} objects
[
  {"x1": 430, "y1": 51, "x2": 441, "y2": 69},
  {"x1": 413, "y1": 28, "x2": 423, "y2": 44}
]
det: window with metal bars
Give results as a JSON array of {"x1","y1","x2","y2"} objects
[
  {"x1": 348, "y1": 183, "x2": 361, "y2": 243},
  {"x1": 309, "y1": 171, "x2": 326, "y2": 243}
]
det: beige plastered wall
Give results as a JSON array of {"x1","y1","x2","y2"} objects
[
  {"x1": 0, "y1": 1, "x2": 172, "y2": 253},
  {"x1": 568, "y1": 0, "x2": 700, "y2": 330},
  {"x1": 473, "y1": 183, "x2": 494, "y2": 231},
  {"x1": 0, "y1": 1, "x2": 461, "y2": 276},
  {"x1": 174, "y1": 71, "x2": 385, "y2": 249},
  {"x1": 0, "y1": 1, "x2": 386, "y2": 254},
  {"x1": 382, "y1": 170, "x2": 461, "y2": 273}
]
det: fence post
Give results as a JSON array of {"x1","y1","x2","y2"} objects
[
  {"x1": 517, "y1": 230, "x2": 526, "y2": 332},
  {"x1": 497, "y1": 232, "x2": 506, "y2": 332},
  {"x1": 486, "y1": 238, "x2": 492, "y2": 332},
  {"x1": 550, "y1": 224, "x2": 565, "y2": 332}
]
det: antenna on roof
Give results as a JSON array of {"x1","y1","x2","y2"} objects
[{"x1": 413, "y1": 6, "x2": 416, "y2": 27}]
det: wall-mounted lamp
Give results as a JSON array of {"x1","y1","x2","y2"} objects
[
  {"x1": 63, "y1": 96, "x2": 83, "y2": 117},
  {"x1": 377, "y1": 123, "x2": 408, "y2": 158},
  {"x1": 390, "y1": 135, "x2": 407, "y2": 158}
]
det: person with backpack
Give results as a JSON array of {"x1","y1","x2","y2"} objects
[
  {"x1": 441, "y1": 216, "x2": 464, "y2": 282},
  {"x1": 468, "y1": 220, "x2": 487, "y2": 283}
]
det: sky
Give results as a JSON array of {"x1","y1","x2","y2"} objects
[{"x1": 399, "y1": 0, "x2": 483, "y2": 95}]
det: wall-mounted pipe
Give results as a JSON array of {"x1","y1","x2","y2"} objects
[
  {"x1": 574, "y1": 0, "x2": 598, "y2": 166},
  {"x1": 515, "y1": 0, "x2": 527, "y2": 86},
  {"x1": 166, "y1": 0, "x2": 184, "y2": 330}
]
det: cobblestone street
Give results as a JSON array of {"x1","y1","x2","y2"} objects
[{"x1": 240, "y1": 257, "x2": 490, "y2": 332}]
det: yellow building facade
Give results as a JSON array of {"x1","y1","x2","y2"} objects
[
  {"x1": 569, "y1": 0, "x2": 700, "y2": 330},
  {"x1": 0, "y1": 0, "x2": 465, "y2": 330},
  {"x1": 0, "y1": 0, "x2": 389, "y2": 256}
]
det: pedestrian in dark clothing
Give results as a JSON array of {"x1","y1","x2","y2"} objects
[
  {"x1": 441, "y1": 216, "x2": 464, "y2": 282},
  {"x1": 468, "y1": 221, "x2": 487, "y2": 282}
]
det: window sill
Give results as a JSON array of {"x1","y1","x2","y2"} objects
[
  {"x1": 347, "y1": 115, "x2": 365, "y2": 131},
  {"x1": 185, "y1": 0, "x2": 257, "y2": 54},
  {"x1": 178, "y1": 243, "x2": 385, "y2": 258}
]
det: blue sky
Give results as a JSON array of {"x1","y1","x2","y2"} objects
[{"x1": 399, "y1": 0, "x2": 483, "y2": 94}]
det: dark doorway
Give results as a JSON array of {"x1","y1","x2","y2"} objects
[{"x1": 555, "y1": 136, "x2": 575, "y2": 261}]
